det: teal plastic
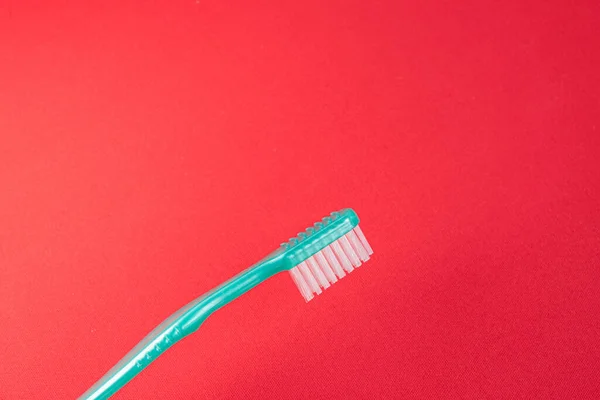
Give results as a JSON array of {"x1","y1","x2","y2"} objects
[{"x1": 79, "y1": 208, "x2": 360, "y2": 399}]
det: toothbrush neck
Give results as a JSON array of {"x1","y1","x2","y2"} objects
[{"x1": 179, "y1": 251, "x2": 287, "y2": 333}]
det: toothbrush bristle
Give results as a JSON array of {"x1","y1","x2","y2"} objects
[{"x1": 288, "y1": 225, "x2": 373, "y2": 302}]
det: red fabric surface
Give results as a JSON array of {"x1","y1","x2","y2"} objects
[{"x1": 1, "y1": 1, "x2": 599, "y2": 398}]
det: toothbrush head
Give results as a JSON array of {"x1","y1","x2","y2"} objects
[{"x1": 281, "y1": 209, "x2": 373, "y2": 302}]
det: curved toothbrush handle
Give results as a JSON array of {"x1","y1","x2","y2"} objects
[
  {"x1": 78, "y1": 315, "x2": 186, "y2": 400},
  {"x1": 78, "y1": 251, "x2": 287, "y2": 400}
]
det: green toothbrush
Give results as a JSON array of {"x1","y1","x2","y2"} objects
[{"x1": 79, "y1": 208, "x2": 373, "y2": 399}]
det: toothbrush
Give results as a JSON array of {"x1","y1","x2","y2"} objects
[{"x1": 79, "y1": 208, "x2": 373, "y2": 399}]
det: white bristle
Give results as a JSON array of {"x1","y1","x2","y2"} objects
[
  {"x1": 289, "y1": 267, "x2": 314, "y2": 301},
  {"x1": 339, "y1": 235, "x2": 361, "y2": 267},
  {"x1": 315, "y1": 251, "x2": 338, "y2": 284},
  {"x1": 306, "y1": 256, "x2": 331, "y2": 289},
  {"x1": 353, "y1": 225, "x2": 373, "y2": 255},
  {"x1": 297, "y1": 261, "x2": 322, "y2": 295},
  {"x1": 331, "y1": 240, "x2": 354, "y2": 273},
  {"x1": 347, "y1": 230, "x2": 370, "y2": 262},
  {"x1": 288, "y1": 224, "x2": 373, "y2": 302},
  {"x1": 322, "y1": 246, "x2": 346, "y2": 278}
]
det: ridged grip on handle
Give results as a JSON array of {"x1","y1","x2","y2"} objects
[{"x1": 78, "y1": 251, "x2": 287, "y2": 400}]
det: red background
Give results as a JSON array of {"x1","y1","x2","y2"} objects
[{"x1": 1, "y1": 1, "x2": 599, "y2": 398}]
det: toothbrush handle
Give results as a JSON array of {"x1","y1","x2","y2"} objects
[
  {"x1": 78, "y1": 252, "x2": 287, "y2": 400},
  {"x1": 78, "y1": 315, "x2": 186, "y2": 400}
]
